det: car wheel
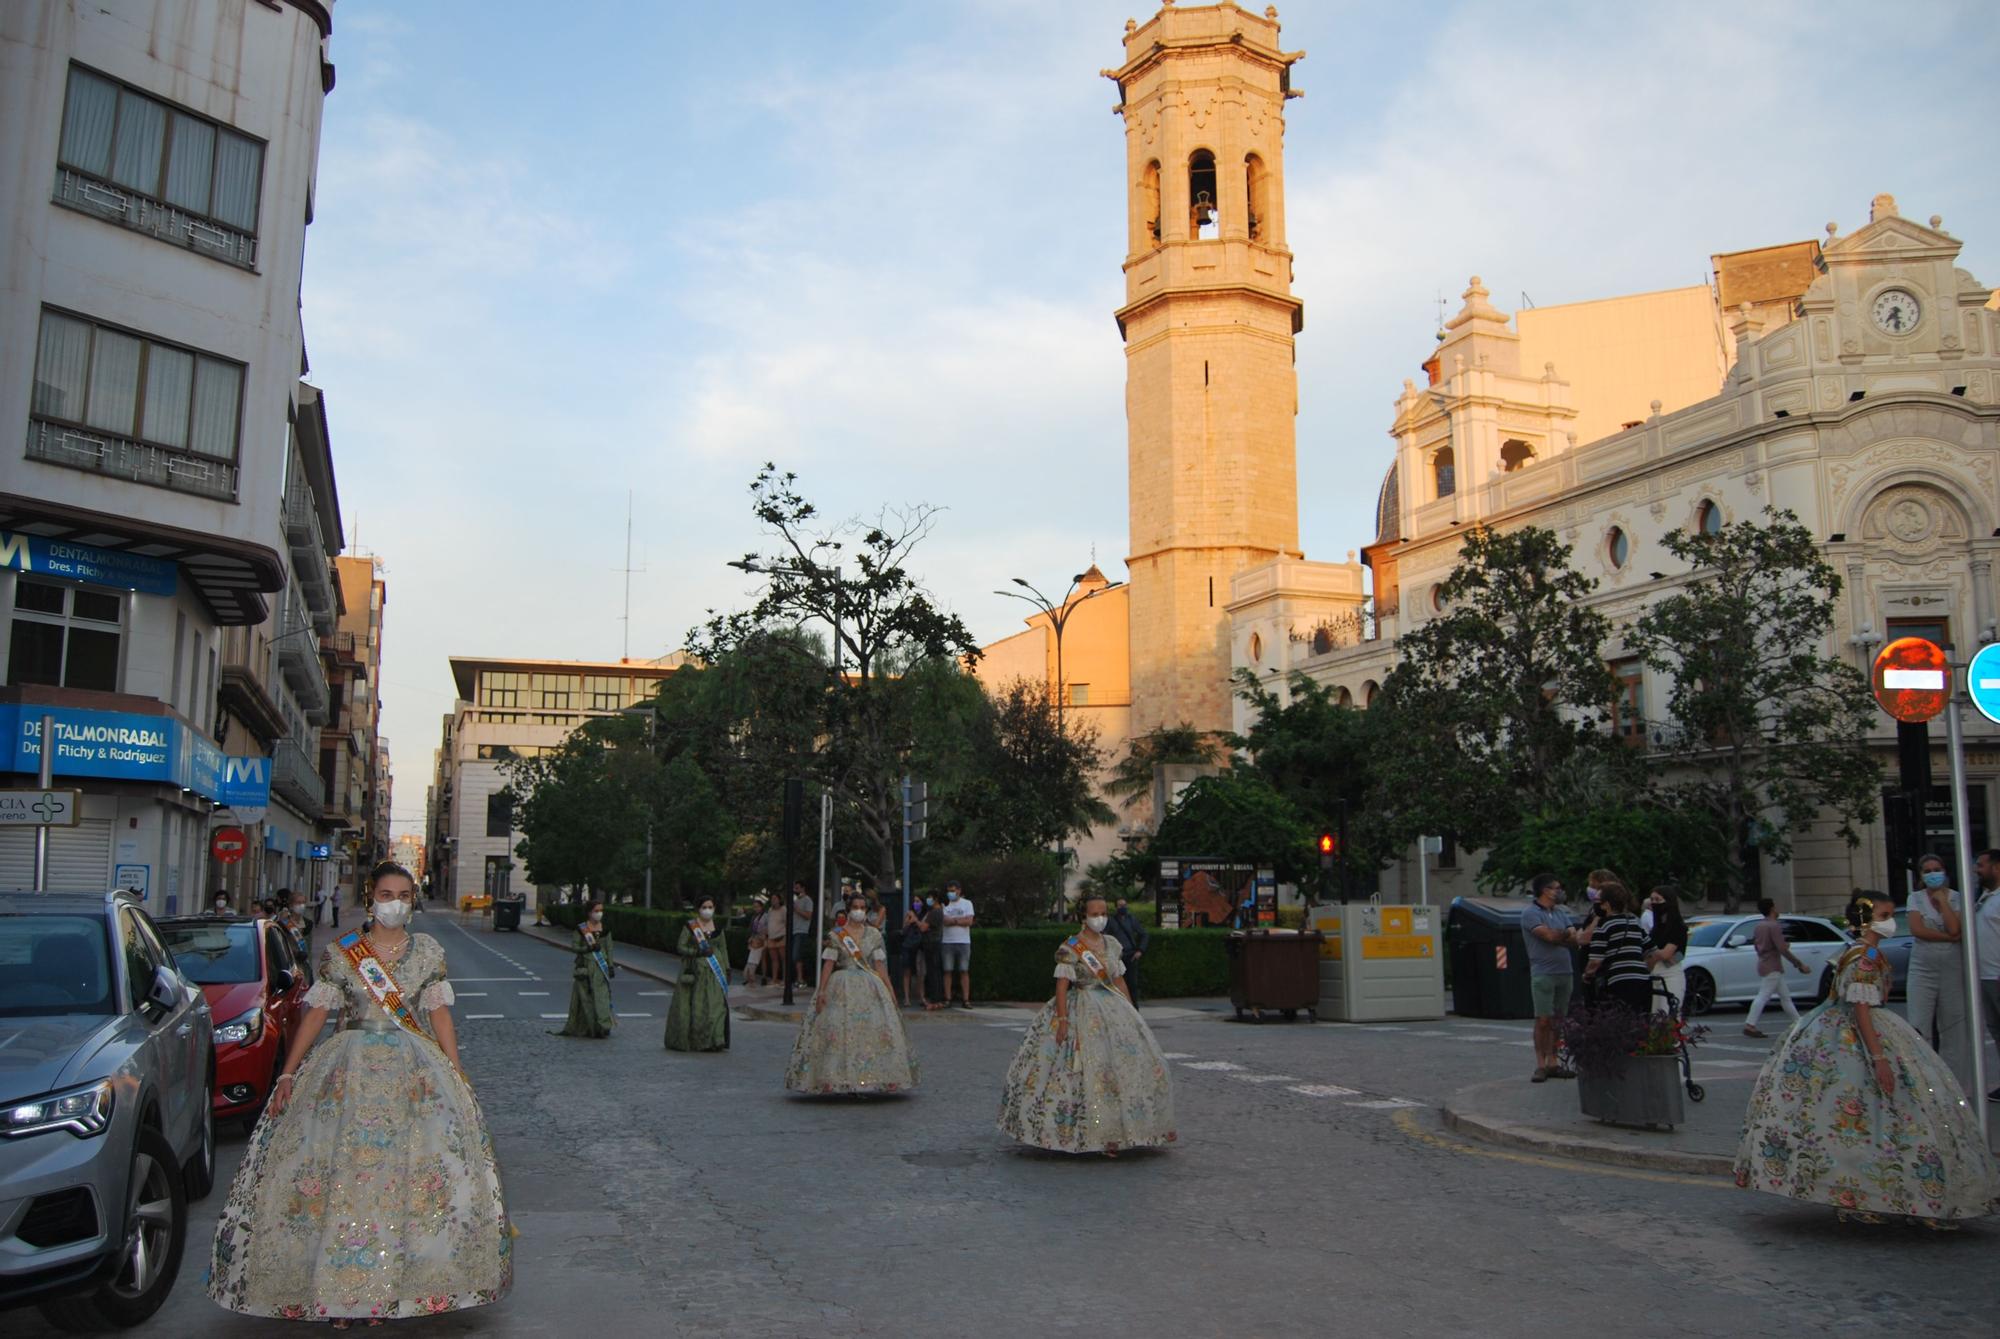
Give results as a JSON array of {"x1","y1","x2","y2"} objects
[
  {"x1": 1683, "y1": 968, "x2": 1716, "y2": 1017},
  {"x1": 37, "y1": 1125, "x2": 187, "y2": 1331},
  {"x1": 183, "y1": 1086, "x2": 216, "y2": 1200}
]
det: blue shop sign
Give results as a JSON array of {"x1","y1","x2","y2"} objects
[
  {"x1": 309, "y1": 843, "x2": 331, "y2": 859},
  {"x1": 0, "y1": 530, "x2": 178, "y2": 597},
  {"x1": 0, "y1": 704, "x2": 268, "y2": 806}
]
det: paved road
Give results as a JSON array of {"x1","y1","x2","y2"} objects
[{"x1": 15, "y1": 911, "x2": 1995, "y2": 1337}]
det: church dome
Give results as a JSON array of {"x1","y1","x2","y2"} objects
[{"x1": 1374, "y1": 463, "x2": 1402, "y2": 544}]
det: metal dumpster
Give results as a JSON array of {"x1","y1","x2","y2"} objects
[
  {"x1": 1226, "y1": 929, "x2": 1325, "y2": 1021},
  {"x1": 1446, "y1": 896, "x2": 1537, "y2": 1019},
  {"x1": 492, "y1": 896, "x2": 525, "y2": 932}
]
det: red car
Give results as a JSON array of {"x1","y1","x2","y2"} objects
[{"x1": 154, "y1": 915, "x2": 310, "y2": 1126}]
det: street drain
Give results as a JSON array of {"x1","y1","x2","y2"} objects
[{"x1": 900, "y1": 1150, "x2": 982, "y2": 1169}]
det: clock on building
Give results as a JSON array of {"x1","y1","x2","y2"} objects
[{"x1": 1870, "y1": 288, "x2": 1922, "y2": 335}]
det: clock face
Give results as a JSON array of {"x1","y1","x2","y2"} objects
[{"x1": 1870, "y1": 288, "x2": 1922, "y2": 336}]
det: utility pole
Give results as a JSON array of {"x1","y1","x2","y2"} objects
[{"x1": 33, "y1": 714, "x2": 54, "y2": 892}]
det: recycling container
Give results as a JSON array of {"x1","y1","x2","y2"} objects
[
  {"x1": 1226, "y1": 929, "x2": 1325, "y2": 1021},
  {"x1": 1445, "y1": 896, "x2": 1537, "y2": 1019},
  {"x1": 493, "y1": 896, "x2": 525, "y2": 932}
]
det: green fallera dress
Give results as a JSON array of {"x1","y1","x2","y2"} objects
[
  {"x1": 552, "y1": 928, "x2": 615, "y2": 1038},
  {"x1": 664, "y1": 919, "x2": 730, "y2": 1052}
]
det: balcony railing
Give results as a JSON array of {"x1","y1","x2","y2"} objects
[
  {"x1": 53, "y1": 167, "x2": 258, "y2": 270},
  {"x1": 26, "y1": 417, "x2": 237, "y2": 502},
  {"x1": 282, "y1": 474, "x2": 335, "y2": 626},
  {"x1": 272, "y1": 737, "x2": 325, "y2": 812}
]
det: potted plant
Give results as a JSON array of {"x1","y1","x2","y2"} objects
[{"x1": 1557, "y1": 1004, "x2": 1706, "y2": 1129}]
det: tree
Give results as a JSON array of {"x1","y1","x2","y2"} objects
[
  {"x1": 1476, "y1": 802, "x2": 1732, "y2": 902},
  {"x1": 691, "y1": 465, "x2": 982, "y2": 896},
  {"x1": 1629, "y1": 507, "x2": 1881, "y2": 907},
  {"x1": 1369, "y1": 525, "x2": 1624, "y2": 851},
  {"x1": 1104, "y1": 724, "x2": 1224, "y2": 814},
  {"x1": 650, "y1": 751, "x2": 735, "y2": 905},
  {"x1": 1230, "y1": 669, "x2": 1386, "y2": 873},
  {"x1": 505, "y1": 715, "x2": 657, "y2": 897},
  {"x1": 963, "y1": 678, "x2": 1115, "y2": 859},
  {"x1": 1147, "y1": 772, "x2": 1317, "y2": 886}
]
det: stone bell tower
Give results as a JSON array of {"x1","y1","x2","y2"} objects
[{"x1": 1105, "y1": 2, "x2": 1305, "y2": 738}]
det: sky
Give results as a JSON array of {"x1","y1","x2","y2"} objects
[{"x1": 300, "y1": 1, "x2": 2000, "y2": 837}]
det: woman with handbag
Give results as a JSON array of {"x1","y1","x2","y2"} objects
[
  {"x1": 208, "y1": 861, "x2": 512, "y2": 1325},
  {"x1": 552, "y1": 901, "x2": 615, "y2": 1038},
  {"x1": 785, "y1": 891, "x2": 918, "y2": 1094}
]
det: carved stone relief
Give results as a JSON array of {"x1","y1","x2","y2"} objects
[{"x1": 1858, "y1": 482, "x2": 1970, "y2": 560}]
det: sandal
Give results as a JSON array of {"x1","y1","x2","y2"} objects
[{"x1": 1531, "y1": 1067, "x2": 1550, "y2": 1083}]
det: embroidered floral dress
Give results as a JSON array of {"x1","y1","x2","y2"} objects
[
  {"x1": 998, "y1": 936, "x2": 1176, "y2": 1154},
  {"x1": 784, "y1": 925, "x2": 917, "y2": 1094},
  {"x1": 208, "y1": 933, "x2": 514, "y2": 1321},
  {"x1": 553, "y1": 927, "x2": 615, "y2": 1038},
  {"x1": 1734, "y1": 945, "x2": 2000, "y2": 1220}
]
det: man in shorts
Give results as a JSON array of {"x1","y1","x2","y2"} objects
[
  {"x1": 939, "y1": 880, "x2": 975, "y2": 1008},
  {"x1": 1521, "y1": 873, "x2": 1580, "y2": 1082}
]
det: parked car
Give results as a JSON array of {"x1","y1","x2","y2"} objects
[
  {"x1": 154, "y1": 914, "x2": 311, "y2": 1127},
  {"x1": 1813, "y1": 908, "x2": 1912, "y2": 1004},
  {"x1": 0, "y1": 891, "x2": 215, "y2": 1329},
  {"x1": 1679, "y1": 913, "x2": 1854, "y2": 1016}
]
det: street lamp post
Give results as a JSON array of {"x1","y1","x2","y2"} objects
[
  {"x1": 995, "y1": 573, "x2": 1125, "y2": 906},
  {"x1": 619, "y1": 704, "x2": 657, "y2": 910}
]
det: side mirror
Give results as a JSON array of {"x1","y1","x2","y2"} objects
[
  {"x1": 271, "y1": 968, "x2": 296, "y2": 995},
  {"x1": 147, "y1": 965, "x2": 183, "y2": 1014}
]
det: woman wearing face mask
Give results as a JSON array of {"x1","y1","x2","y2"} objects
[
  {"x1": 784, "y1": 893, "x2": 918, "y2": 1094},
  {"x1": 664, "y1": 897, "x2": 731, "y2": 1052},
  {"x1": 209, "y1": 860, "x2": 513, "y2": 1324},
  {"x1": 998, "y1": 896, "x2": 1176, "y2": 1157},
  {"x1": 1906, "y1": 853, "x2": 1974, "y2": 1097},
  {"x1": 553, "y1": 901, "x2": 616, "y2": 1038},
  {"x1": 1643, "y1": 886, "x2": 1689, "y2": 1016},
  {"x1": 1735, "y1": 896, "x2": 1998, "y2": 1225}
]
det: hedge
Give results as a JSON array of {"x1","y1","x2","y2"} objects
[{"x1": 545, "y1": 904, "x2": 1233, "y2": 1001}]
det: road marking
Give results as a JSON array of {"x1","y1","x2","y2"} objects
[
  {"x1": 457, "y1": 992, "x2": 488, "y2": 998},
  {"x1": 539, "y1": 1013, "x2": 568, "y2": 1019},
  {"x1": 1230, "y1": 1073, "x2": 1299, "y2": 1084},
  {"x1": 638, "y1": 991, "x2": 671, "y2": 997},
  {"x1": 1451, "y1": 1036, "x2": 1498, "y2": 1044},
  {"x1": 1286, "y1": 1084, "x2": 1360, "y2": 1098},
  {"x1": 1391, "y1": 1109, "x2": 1729, "y2": 1188},
  {"x1": 1409, "y1": 1030, "x2": 1453, "y2": 1037},
  {"x1": 1180, "y1": 1060, "x2": 1245, "y2": 1072},
  {"x1": 453, "y1": 977, "x2": 534, "y2": 983},
  {"x1": 1160, "y1": 1052, "x2": 1197, "y2": 1059},
  {"x1": 1347, "y1": 1098, "x2": 1420, "y2": 1110},
  {"x1": 518, "y1": 991, "x2": 550, "y2": 997},
  {"x1": 464, "y1": 1013, "x2": 503, "y2": 1020},
  {"x1": 617, "y1": 1012, "x2": 653, "y2": 1018}
]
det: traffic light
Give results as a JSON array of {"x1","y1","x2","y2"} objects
[
  {"x1": 904, "y1": 779, "x2": 929, "y2": 843},
  {"x1": 1318, "y1": 831, "x2": 1337, "y2": 870}
]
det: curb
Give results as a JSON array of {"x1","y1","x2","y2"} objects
[
  {"x1": 514, "y1": 924, "x2": 684, "y2": 988},
  {"x1": 1441, "y1": 1090, "x2": 1736, "y2": 1177}
]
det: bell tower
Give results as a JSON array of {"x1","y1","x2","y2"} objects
[{"x1": 1106, "y1": 3, "x2": 1305, "y2": 738}]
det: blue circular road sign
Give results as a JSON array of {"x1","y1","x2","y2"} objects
[{"x1": 1969, "y1": 643, "x2": 2000, "y2": 726}]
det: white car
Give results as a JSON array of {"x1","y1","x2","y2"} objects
[{"x1": 1678, "y1": 914, "x2": 1853, "y2": 1016}]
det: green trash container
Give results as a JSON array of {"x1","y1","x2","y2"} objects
[
  {"x1": 493, "y1": 896, "x2": 524, "y2": 932},
  {"x1": 1446, "y1": 897, "x2": 1537, "y2": 1019}
]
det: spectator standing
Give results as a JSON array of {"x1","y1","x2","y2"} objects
[
  {"x1": 1973, "y1": 848, "x2": 2000, "y2": 1102},
  {"x1": 790, "y1": 880, "x2": 816, "y2": 991},
  {"x1": 1644, "y1": 886, "x2": 1689, "y2": 1016},
  {"x1": 1583, "y1": 884, "x2": 1652, "y2": 1014},
  {"x1": 921, "y1": 888, "x2": 946, "y2": 1011},
  {"x1": 1106, "y1": 897, "x2": 1151, "y2": 1006},
  {"x1": 1520, "y1": 873, "x2": 1580, "y2": 1082},
  {"x1": 899, "y1": 895, "x2": 930, "y2": 1009},
  {"x1": 1906, "y1": 853, "x2": 1973, "y2": 1097},
  {"x1": 1742, "y1": 899, "x2": 1809, "y2": 1038},
  {"x1": 939, "y1": 880, "x2": 975, "y2": 1009},
  {"x1": 743, "y1": 894, "x2": 769, "y2": 987}
]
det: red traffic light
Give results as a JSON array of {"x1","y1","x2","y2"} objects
[{"x1": 1318, "y1": 833, "x2": 1335, "y2": 854}]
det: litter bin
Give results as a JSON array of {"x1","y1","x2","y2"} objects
[
  {"x1": 1226, "y1": 930, "x2": 1325, "y2": 1021},
  {"x1": 493, "y1": 896, "x2": 525, "y2": 932},
  {"x1": 1446, "y1": 897, "x2": 1536, "y2": 1019}
]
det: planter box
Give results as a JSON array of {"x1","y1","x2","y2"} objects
[{"x1": 1577, "y1": 1054, "x2": 1685, "y2": 1129}]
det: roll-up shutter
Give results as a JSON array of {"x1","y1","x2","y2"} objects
[{"x1": 0, "y1": 819, "x2": 115, "y2": 891}]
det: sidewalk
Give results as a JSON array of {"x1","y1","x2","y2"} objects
[
  {"x1": 1442, "y1": 1073, "x2": 1743, "y2": 1176},
  {"x1": 515, "y1": 922, "x2": 1214, "y2": 1024}
]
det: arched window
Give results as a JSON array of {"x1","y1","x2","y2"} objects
[
  {"x1": 1362, "y1": 680, "x2": 1380, "y2": 708},
  {"x1": 1433, "y1": 447, "x2": 1456, "y2": 499},
  {"x1": 1336, "y1": 686, "x2": 1353, "y2": 708},
  {"x1": 1138, "y1": 160, "x2": 1161, "y2": 247},
  {"x1": 1245, "y1": 153, "x2": 1269, "y2": 242},
  {"x1": 1606, "y1": 526, "x2": 1629, "y2": 570},
  {"x1": 1430, "y1": 584, "x2": 1447, "y2": 612},
  {"x1": 1500, "y1": 439, "x2": 1534, "y2": 472},
  {"x1": 1248, "y1": 631, "x2": 1263, "y2": 663},
  {"x1": 1696, "y1": 499, "x2": 1722, "y2": 536},
  {"x1": 1189, "y1": 149, "x2": 1218, "y2": 240}
]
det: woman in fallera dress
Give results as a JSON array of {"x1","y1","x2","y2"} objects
[
  {"x1": 998, "y1": 896, "x2": 1176, "y2": 1157},
  {"x1": 784, "y1": 892, "x2": 918, "y2": 1094},
  {"x1": 208, "y1": 861, "x2": 512, "y2": 1325},
  {"x1": 1734, "y1": 896, "x2": 2000, "y2": 1225},
  {"x1": 551, "y1": 901, "x2": 615, "y2": 1038},
  {"x1": 663, "y1": 897, "x2": 730, "y2": 1052}
]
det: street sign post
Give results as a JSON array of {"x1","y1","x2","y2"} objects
[
  {"x1": 0, "y1": 789, "x2": 79, "y2": 827},
  {"x1": 1968, "y1": 642, "x2": 2000, "y2": 726},
  {"x1": 1869, "y1": 637, "x2": 1987, "y2": 1138}
]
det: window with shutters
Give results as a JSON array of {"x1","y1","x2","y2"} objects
[{"x1": 53, "y1": 63, "x2": 264, "y2": 268}]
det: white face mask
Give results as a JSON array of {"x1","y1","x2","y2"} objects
[
  {"x1": 849, "y1": 909, "x2": 868, "y2": 924},
  {"x1": 698, "y1": 907, "x2": 715, "y2": 922},
  {"x1": 1086, "y1": 914, "x2": 1109, "y2": 932},
  {"x1": 588, "y1": 911, "x2": 603, "y2": 924},
  {"x1": 1870, "y1": 916, "x2": 1897, "y2": 938},
  {"x1": 373, "y1": 898, "x2": 412, "y2": 929}
]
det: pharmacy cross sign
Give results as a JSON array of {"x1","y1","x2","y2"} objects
[{"x1": 1871, "y1": 636, "x2": 1950, "y2": 724}]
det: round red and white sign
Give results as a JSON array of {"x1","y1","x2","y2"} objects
[
  {"x1": 210, "y1": 826, "x2": 249, "y2": 864},
  {"x1": 1871, "y1": 636, "x2": 1950, "y2": 724}
]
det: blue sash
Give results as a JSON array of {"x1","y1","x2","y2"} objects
[{"x1": 689, "y1": 921, "x2": 729, "y2": 994}]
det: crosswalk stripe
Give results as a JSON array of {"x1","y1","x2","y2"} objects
[
  {"x1": 464, "y1": 1013, "x2": 503, "y2": 1020},
  {"x1": 539, "y1": 1013, "x2": 568, "y2": 1019},
  {"x1": 1286, "y1": 1083, "x2": 1360, "y2": 1098}
]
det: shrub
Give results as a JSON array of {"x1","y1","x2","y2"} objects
[{"x1": 546, "y1": 903, "x2": 748, "y2": 968}]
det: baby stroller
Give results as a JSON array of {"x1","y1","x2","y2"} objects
[{"x1": 1651, "y1": 976, "x2": 1705, "y2": 1103}]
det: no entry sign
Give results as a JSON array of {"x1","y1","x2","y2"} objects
[
  {"x1": 1969, "y1": 643, "x2": 2000, "y2": 726},
  {"x1": 1871, "y1": 637, "x2": 1950, "y2": 724},
  {"x1": 210, "y1": 826, "x2": 249, "y2": 864}
]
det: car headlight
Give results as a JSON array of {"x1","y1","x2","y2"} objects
[
  {"x1": 214, "y1": 1006, "x2": 264, "y2": 1047},
  {"x1": 1, "y1": 1079, "x2": 115, "y2": 1138}
]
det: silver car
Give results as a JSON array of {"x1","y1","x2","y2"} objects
[{"x1": 0, "y1": 891, "x2": 215, "y2": 1328}]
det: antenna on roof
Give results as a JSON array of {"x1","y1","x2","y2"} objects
[
  {"x1": 1433, "y1": 289, "x2": 1447, "y2": 341},
  {"x1": 618, "y1": 491, "x2": 646, "y2": 662},
  {"x1": 1520, "y1": 291, "x2": 1535, "y2": 309}
]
